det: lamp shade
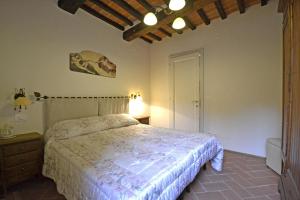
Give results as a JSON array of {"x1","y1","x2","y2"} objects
[
  {"x1": 129, "y1": 92, "x2": 144, "y2": 116},
  {"x1": 15, "y1": 97, "x2": 31, "y2": 107},
  {"x1": 144, "y1": 12, "x2": 157, "y2": 26},
  {"x1": 169, "y1": 0, "x2": 186, "y2": 11},
  {"x1": 172, "y1": 17, "x2": 186, "y2": 29}
]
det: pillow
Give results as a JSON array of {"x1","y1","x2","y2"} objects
[
  {"x1": 44, "y1": 114, "x2": 139, "y2": 141},
  {"x1": 100, "y1": 114, "x2": 139, "y2": 128}
]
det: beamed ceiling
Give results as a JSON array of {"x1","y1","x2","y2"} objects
[{"x1": 58, "y1": 0, "x2": 270, "y2": 43}]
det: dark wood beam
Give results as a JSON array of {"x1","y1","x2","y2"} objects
[
  {"x1": 158, "y1": 28, "x2": 172, "y2": 37},
  {"x1": 81, "y1": 5, "x2": 124, "y2": 31},
  {"x1": 123, "y1": 0, "x2": 216, "y2": 41},
  {"x1": 174, "y1": 29, "x2": 183, "y2": 34},
  {"x1": 236, "y1": 0, "x2": 246, "y2": 13},
  {"x1": 147, "y1": 33, "x2": 162, "y2": 41},
  {"x1": 137, "y1": 0, "x2": 156, "y2": 13},
  {"x1": 58, "y1": 0, "x2": 85, "y2": 14},
  {"x1": 90, "y1": 0, "x2": 133, "y2": 26},
  {"x1": 215, "y1": 0, "x2": 227, "y2": 19},
  {"x1": 111, "y1": 0, "x2": 143, "y2": 20},
  {"x1": 140, "y1": 36, "x2": 153, "y2": 43},
  {"x1": 261, "y1": 0, "x2": 268, "y2": 6},
  {"x1": 197, "y1": 8, "x2": 210, "y2": 25},
  {"x1": 183, "y1": 17, "x2": 196, "y2": 30}
]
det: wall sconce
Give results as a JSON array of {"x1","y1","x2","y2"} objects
[
  {"x1": 130, "y1": 92, "x2": 142, "y2": 101},
  {"x1": 14, "y1": 88, "x2": 32, "y2": 112},
  {"x1": 129, "y1": 92, "x2": 144, "y2": 116}
]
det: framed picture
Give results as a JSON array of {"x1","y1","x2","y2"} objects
[{"x1": 70, "y1": 50, "x2": 116, "y2": 78}]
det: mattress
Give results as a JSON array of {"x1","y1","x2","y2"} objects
[{"x1": 43, "y1": 123, "x2": 223, "y2": 200}]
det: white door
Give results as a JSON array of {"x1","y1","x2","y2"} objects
[{"x1": 170, "y1": 50, "x2": 204, "y2": 132}]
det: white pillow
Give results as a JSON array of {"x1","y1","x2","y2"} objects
[
  {"x1": 100, "y1": 114, "x2": 139, "y2": 129},
  {"x1": 44, "y1": 114, "x2": 139, "y2": 141}
]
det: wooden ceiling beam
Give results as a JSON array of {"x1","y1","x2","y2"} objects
[
  {"x1": 81, "y1": 5, "x2": 125, "y2": 30},
  {"x1": 173, "y1": 29, "x2": 183, "y2": 34},
  {"x1": 147, "y1": 33, "x2": 162, "y2": 41},
  {"x1": 158, "y1": 28, "x2": 172, "y2": 37},
  {"x1": 111, "y1": 0, "x2": 143, "y2": 20},
  {"x1": 137, "y1": 0, "x2": 156, "y2": 13},
  {"x1": 58, "y1": 0, "x2": 85, "y2": 14},
  {"x1": 183, "y1": 17, "x2": 196, "y2": 30},
  {"x1": 123, "y1": 0, "x2": 216, "y2": 41},
  {"x1": 197, "y1": 8, "x2": 210, "y2": 25},
  {"x1": 140, "y1": 36, "x2": 153, "y2": 43},
  {"x1": 236, "y1": 0, "x2": 246, "y2": 13},
  {"x1": 215, "y1": 0, "x2": 227, "y2": 19},
  {"x1": 261, "y1": 0, "x2": 268, "y2": 6},
  {"x1": 174, "y1": 29, "x2": 183, "y2": 34},
  {"x1": 163, "y1": 0, "x2": 169, "y2": 6},
  {"x1": 89, "y1": 0, "x2": 133, "y2": 26}
]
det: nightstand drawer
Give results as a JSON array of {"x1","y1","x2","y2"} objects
[
  {"x1": 6, "y1": 167, "x2": 39, "y2": 186},
  {"x1": 4, "y1": 150, "x2": 41, "y2": 168},
  {"x1": 5, "y1": 161, "x2": 40, "y2": 179},
  {"x1": 3, "y1": 140, "x2": 41, "y2": 156},
  {"x1": 0, "y1": 132, "x2": 42, "y2": 196}
]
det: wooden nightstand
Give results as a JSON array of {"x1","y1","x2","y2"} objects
[
  {"x1": 0, "y1": 132, "x2": 43, "y2": 196},
  {"x1": 135, "y1": 116, "x2": 150, "y2": 125}
]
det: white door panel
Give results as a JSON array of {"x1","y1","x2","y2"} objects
[
  {"x1": 174, "y1": 57, "x2": 199, "y2": 132},
  {"x1": 169, "y1": 50, "x2": 204, "y2": 132}
]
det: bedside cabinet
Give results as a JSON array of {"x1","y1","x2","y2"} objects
[
  {"x1": 135, "y1": 116, "x2": 150, "y2": 125},
  {"x1": 0, "y1": 132, "x2": 43, "y2": 196}
]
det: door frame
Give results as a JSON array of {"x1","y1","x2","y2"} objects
[{"x1": 168, "y1": 49, "x2": 204, "y2": 132}]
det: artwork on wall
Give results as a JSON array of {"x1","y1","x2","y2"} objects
[{"x1": 70, "y1": 50, "x2": 116, "y2": 78}]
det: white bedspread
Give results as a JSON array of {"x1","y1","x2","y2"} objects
[{"x1": 43, "y1": 124, "x2": 223, "y2": 200}]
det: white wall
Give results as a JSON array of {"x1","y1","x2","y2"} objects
[
  {"x1": 150, "y1": 0, "x2": 282, "y2": 157},
  {"x1": 0, "y1": 0, "x2": 282, "y2": 157},
  {"x1": 0, "y1": 0, "x2": 150, "y2": 134}
]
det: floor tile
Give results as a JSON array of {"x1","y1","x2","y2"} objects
[
  {"x1": 202, "y1": 182, "x2": 229, "y2": 192},
  {"x1": 182, "y1": 192, "x2": 198, "y2": 200},
  {"x1": 196, "y1": 192, "x2": 226, "y2": 200},
  {"x1": 246, "y1": 185, "x2": 278, "y2": 196},
  {"x1": 190, "y1": 180, "x2": 206, "y2": 193},
  {"x1": 248, "y1": 170, "x2": 278, "y2": 178},
  {"x1": 230, "y1": 173, "x2": 254, "y2": 187},
  {"x1": 207, "y1": 174, "x2": 231, "y2": 182},
  {"x1": 267, "y1": 194, "x2": 280, "y2": 200},
  {"x1": 248, "y1": 177, "x2": 279, "y2": 186},
  {"x1": 225, "y1": 180, "x2": 253, "y2": 198},
  {"x1": 220, "y1": 189, "x2": 241, "y2": 200},
  {"x1": 244, "y1": 196, "x2": 271, "y2": 200}
]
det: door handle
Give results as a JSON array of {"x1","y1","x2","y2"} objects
[{"x1": 192, "y1": 100, "x2": 200, "y2": 108}]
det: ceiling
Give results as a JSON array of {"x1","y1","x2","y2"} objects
[{"x1": 58, "y1": 0, "x2": 269, "y2": 43}]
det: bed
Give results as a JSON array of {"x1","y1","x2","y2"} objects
[{"x1": 42, "y1": 97, "x2": 223, "y2": 200}]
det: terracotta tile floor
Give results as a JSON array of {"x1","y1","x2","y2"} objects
[
  {"x1": 2, "y1": 151, "x2": 280, "y2": 200},
  {"x1": 185, "y1": 151, "x2": 280, "y2": 200}
]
